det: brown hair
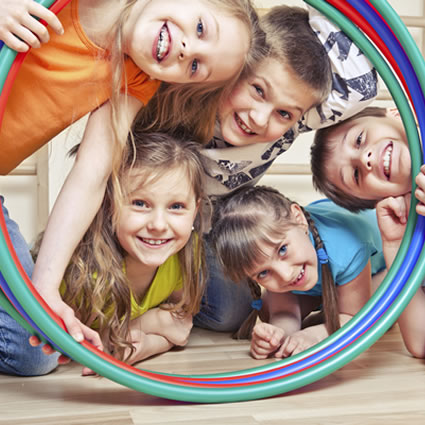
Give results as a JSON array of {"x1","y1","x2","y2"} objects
[
  {"x1": 210, "y1": 185, "x2": 340, "y2": 339},
  {"x1": 60, "y1": 132, "x2": 207, "y2": 361},
  {"x1": 261, "y1": 5, "x2": 332, "y2": 104},
  {"x1": 311, "y1": 107, "x2": 388, "y2": 212}
]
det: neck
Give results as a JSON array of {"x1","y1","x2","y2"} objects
[
  {"x1": 125, "y1": 255, "x2": 157, "y2": 301},
  {"x1": 78, "y1": 0, "x2": 126, "y2": 49}
]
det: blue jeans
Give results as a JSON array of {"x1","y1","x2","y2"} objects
[
  {"x1": 193, "y1": 236, "x2": 253, "y2": 332},
  {"x1": 0, "y1": 196, "x2": 59, "y2": 376}
]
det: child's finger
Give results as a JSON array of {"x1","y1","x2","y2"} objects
[
  {"x1": 29, "y1": 335, "x2": 41, "y2": 347},
  {"x1": 58, "y1": 354, "x2": 71, "y2": 365},
  {"x1": 81, "y1": 366, "x2": 95, "y2": 376},
  {"x1": 28, "y1": 1, "x2": 64, "y2": 36},
  {"x1": 250, "y1": 343, "x2": 272, "y2": 359}
]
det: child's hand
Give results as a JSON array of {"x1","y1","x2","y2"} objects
[
  {"x1": 415, "y1": 165, "x2": 425, "y2": 216},
  {"x1": 376, "y1": 194, "x2": 410, "y2": 245},
  {"x1": 250, "y1": 322, "x2": 285, "y2": 359},
  {"x1": 275, "y1": 330, "x2": 322, "y2": 358},
  {"x1": 28, "y1": 335, "x2": 71, "y2": 365},
  {"x1": 37, "y1": 288, "x2": 103, "y2": 349},
  {"x1": 157, "y1": 309, "x2": 193, "y2": 346},
  {"x1": 0, "y1": 0, "x2": 64, "y2": 52}
]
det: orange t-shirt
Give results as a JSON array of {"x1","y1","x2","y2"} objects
[{"x1": 0, "y1": 0, "x2": 160, "y2": 175}]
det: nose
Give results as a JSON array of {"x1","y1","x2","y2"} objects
[
  {"x1": 249, "y1": 104, "x2": 272, "y2": 129},
  {"x1": 360, "y1": 148, "x2": 373, "y2": 171},
  {"x1": 147, "y1": 209, "x2": 167, "y2": 232},
  {"x1": 179, "y1": 37, "x2": 199, "y2": 61},
  {"x1": 275, "y1": 261, "x2": 293, "y2": 285}
]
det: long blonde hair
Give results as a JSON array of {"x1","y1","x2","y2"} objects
[
  {"x1": 132, "y1": 0, "x2": 267, "y2": 143},
  {"x1": 210, "y1": 185, "x2": 340, "y2": 339},
  {"x1": 61, "y1": 132, "x2": 207, "y2": 360}
]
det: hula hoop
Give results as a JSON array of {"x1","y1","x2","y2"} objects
[{"x1": 0, "y1": 0, "x2": 424, "y2": 403}]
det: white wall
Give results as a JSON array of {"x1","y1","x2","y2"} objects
[{"x1": 0, "y1": 0, "x2": 422, "y2": 246}]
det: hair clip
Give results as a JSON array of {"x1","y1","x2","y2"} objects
[
  {"x1": 251, "y1": 299, "x2": 263, "y2": 311},
  {"x1": 317, "y1": 247, "x2": 329, "y2": 265}
]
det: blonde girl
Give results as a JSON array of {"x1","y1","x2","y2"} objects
[
  {"x1": 34, "y1": 131, "x2": 207, "y2": 371},
  {"x1": 0, "y1": 0, "x2": 265, "y2": 375},
  {"x1": 210, "y1": 186, "x2": 386, "y2": 359}
]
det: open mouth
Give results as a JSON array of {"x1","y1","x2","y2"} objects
[
  {"x1": 383, "y1": 141, "x2": 393, "y2": 180},
  {"x1": 234, "y1": 113, "x2": 256, "y2": 135},
  {"x1": 156, "y1": 23, "x2": 170, "y2": 62},
  {"x1": 290, "y1": 265, "x2": 305, "y2": 287},
  {"x1": 140, "y1": 237, "x2": 170, "y2": 246}
]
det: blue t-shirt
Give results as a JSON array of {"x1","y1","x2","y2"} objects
[{"x1": 292, "y1": 199, "x2": 385, "y2": 297}]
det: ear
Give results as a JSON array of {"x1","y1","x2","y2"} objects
[
  {"x1": 386, "y1": 107, "x2": 401, "y2": 120},
  {"x1": 290, "y1": 203, "x2": 308, "y2": 228}
]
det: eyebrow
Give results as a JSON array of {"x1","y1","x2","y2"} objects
[{"x1": 262, "y1": 78, "x2": 304, "y2": 114}]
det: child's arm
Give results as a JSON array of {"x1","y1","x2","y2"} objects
[
  {"x1": 122, "y1": 307, "x2": 193, "y2": 366},
  {"x1": 376, "y1": 193, "x2": 425, "y2": 358},
  {"x1": 32, "y1": 95, "x2": 143, "y2": 343},
  {"x1": 0, "y1": 0, "x2": 64, "y2": 52},
  {"x1": 275, "y1": 263, "x2": 372, "y2": 358}
]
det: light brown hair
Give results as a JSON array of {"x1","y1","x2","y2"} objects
[
  {"x1": 261, "y1": 5, "x2": 332, "y2": 104},
  {"x1": 61, "y1": 132, "x2": 207, "y2": 361},
  {"x1": 210, "y1": 185, "x2": 340, "y2": 339}
]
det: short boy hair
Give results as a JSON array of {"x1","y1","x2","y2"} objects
[
  {"x1": 261, "y1": 5, "x2": 332, "y2": 104},
  {"x1": 310, "y1": 106, "x2": 388, "y2": 212}
]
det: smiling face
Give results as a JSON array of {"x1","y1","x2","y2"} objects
[
  {"x1": 124, "y1": 0, "x2": 249, "y2": 84},
  {"x1": 218, "y1": 58, "x2": 320, "y2": 146},
  {"x1": 324, "y1": 114, "x2": 412, "y2": 201},
  {"x1": 248, "y1": 205, "x2": 318, "y2": 294},
  {"x1": 116, "y1": 167, "x2": 198, "y2": 274}
]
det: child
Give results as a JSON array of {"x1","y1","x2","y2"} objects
[
  {"x1": 209, "y1": 185, "x2": 386, "y2": 359},
  {"x1": 310, "y1": 106, "x2": 414, "y2": 212},
  {"x1": 190, "y1": 4, "x2": 379, "y2": 333},
  {"x1": 0, "y1": 0, "x2": 264, "y2": 374},
  {"x1": 32, "y1": 130, "x2": 207, "y2": 373},
  {"x1": 311, "y1": 105, "x2": 425, "y2": 358}
]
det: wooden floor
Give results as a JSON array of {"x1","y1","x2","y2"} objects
[{"x1": 1, "y1": 325, "x2": 424, "y2": 425}]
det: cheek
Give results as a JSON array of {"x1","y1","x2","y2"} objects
[{"x1": 266, "y1": 120, "x2": 293, "y2": 141}]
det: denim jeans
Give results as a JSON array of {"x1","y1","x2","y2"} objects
[
  {"x1": 0, "y1": 196, "x2": 59, "y2": 376},
  {"x1": 193, "y1": 236, "x2": 253, "y2": 332}
]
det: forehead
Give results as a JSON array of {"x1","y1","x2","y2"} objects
[
  {"x1": 126, "y1": 165, "x2": 193, "y2": 193},
  {"x1": 255, "y1": 58, "x2": 319, "y2": 108}
]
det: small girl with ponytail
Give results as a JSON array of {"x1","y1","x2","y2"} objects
[{"x1": 210, "y1": 186, "x2": 386, "y2": 359}]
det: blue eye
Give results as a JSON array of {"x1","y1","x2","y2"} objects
[
  {"x1": 278, "y1": 244, "x2": 287, "y2": 257},
  {"x1": 278, "y1": 110, "x2": 290, "y2": 119},
  {"x1": 170, "y1": 203, "x2": 184, "y2": 210},
  {"x1": 356, "y1": 131, "x2": 363, "y2": 147},
  {"x1": 257, "y1": 270, "x2": 269, "y2": 280},
  {"x1": 197, "y1": 19, "x2": 204, "y2": 37},
  {"x1": 354, "y1": 167, "x2": 360, "y2": 185},
  {"x1": 132, "y1": 199, "x2": 146, "y2": 208},
  {"x1": 191, "y1": 59, "x2": 199, "y2": 75},
  {"x1": 253, "y1": 84, "x2": 264, "y2": 97}
]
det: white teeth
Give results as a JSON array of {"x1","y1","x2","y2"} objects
[
  {"x1": 383, "y1": 143, "x2": 393, "y2": 178},
  {"x1": 235, "y1": 114, "x2": 255, "y2": 134},
  {"x1": 157, "y1": 24, "x2": 169, "y2": 61},
  {"x1": 297, "y1": 266, "x2": 305, "y2": 282},
  {"x1": 142, "y1": 238, "x2": 168, "y2": 246}
]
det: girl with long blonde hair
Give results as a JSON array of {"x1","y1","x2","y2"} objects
[{"x1": 0, "y1": 0, "x2": 265, "y2": 376}]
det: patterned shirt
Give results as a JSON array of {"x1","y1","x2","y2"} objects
[{"x1": 201, "y1": 5, "x2": 378, "y2": 197}]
